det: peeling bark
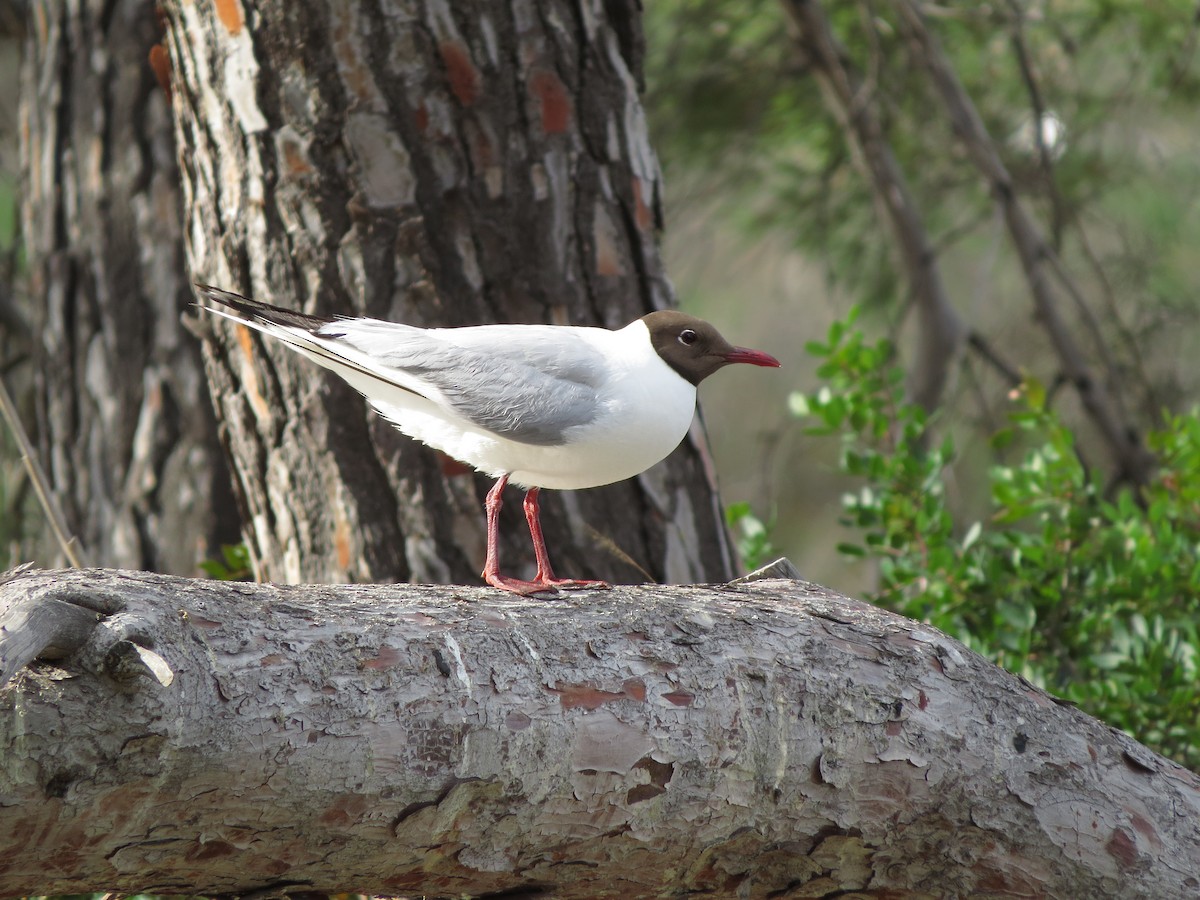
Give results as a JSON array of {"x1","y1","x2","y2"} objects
[
  {"x1": 161, "y1": 0, "x2": 736, "y2": 586},
  {"x1": 17, "y1": 0, "x2": 239, "y2": 572},
  {"x1": 2, "y1": 566, "x2": 1198, "y2": 898}
]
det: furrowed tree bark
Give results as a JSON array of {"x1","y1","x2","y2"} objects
[
  {"x1": 160, "y1": 0, "x2": 736, "y2": 586},
  {"x1": 17, "y1": 0, "x2": 238, "y2": 572},
  {"x1": 2, "y1": 567, "x2": 1198, "y2": 898}
]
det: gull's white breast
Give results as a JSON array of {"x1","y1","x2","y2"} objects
[{"x1": 367, "y1": 319, "x2": 698, "y2": 490}]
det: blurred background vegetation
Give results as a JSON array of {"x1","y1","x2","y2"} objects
[
  {"x1": 1, "y1": 0, "x2": 1198, "y2": 768},
  {"x1": 0, "y1": 13, "x2": 27, "y2": 566},
  {"x1": 648, "y1": 0, "x2": 1200, "y2": 587},
  {"x1": 645, "y1": 0, "x2": 1200, "y2": 768}
]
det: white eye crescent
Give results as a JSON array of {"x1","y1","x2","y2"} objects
[{"x1": 678, "y1": 329, "x2": 698, "y2": 346}]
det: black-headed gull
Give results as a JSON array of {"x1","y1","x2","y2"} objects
[{"x1": 196, "y1": 286, "x2": 780, "y2": 594}]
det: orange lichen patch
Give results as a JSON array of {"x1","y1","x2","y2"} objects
[
  {"x1": 329, "y1": 6, "x2": 376, "y2": 104},
  {"x1": 553, "y1": 685, "x2": 626, "y2": 710},
  {"x1": 148, "y1": 44, "x2": 172, "y2": 99},
  {"x1": 595, "y1": 238, "x2": 622, "y2": 275},
  {"x1": 279, "y1": 136, "x2": 313, "y2": 177},
  {"x1": 551, "y1": 679, "x2": 646, "y2": 710},
  {"x1": 1107, "y1": 827, "x2": 1140, "y2": 869},
  {"x1": 333, "y1": 513, "x2": 353, "y2": 570},
  {"x1": 626, "y1": 783, "x2": 664, "y2": 804},
  {"x1": 233, "y1": 326, "x2": 271, "y2": 421},
  {"x1": 529, "y1": 69, "x2": 571, "y2": 134},
  {"x1": 95, "y1": 784, "x2": 150, "y2": 817},
  {"x1": 593, "y1": 206, "x2": 624, "y2": 277},
  {"x1": 440, "y1": 41, "x2": 481, "y2": 106},
  {"x1": 362, "y1": 645, "x2": 401, "y2": 670},
  {"x1": 320, "y1": 793, "x2": 369, "y2": 827},
  {"x1": 632, "y1": 177, "x2": 652, "y2": 231},
  {"x1": 662, "y1": 690, "x2": 694, "y2": 707},
  {"x1": 334, "y1": 40, "x2": 372, "y2": 102},
  {"x1": 1130, "y1": 812, "x2": 1161, "y2": 846},
  {"x1": 469, "y1": 127, "x2": 495, "y2": 169},
  {"x1": 235, "y1": 322, "x2": 257, "y2": 362},
  {"x1": 214, "y1": 0, "x2": 243, "y2": 34}
]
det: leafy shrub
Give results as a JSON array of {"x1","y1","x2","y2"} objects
[
  {"x1": 792, "y1": 311, "x2": 1200, "y2": 770},
  {"x1": 199, "y1": 543, "x2": 253, "y2": 581},
  {"x1": 726, "y1": 500, "x2": 780, "y2": 572}
]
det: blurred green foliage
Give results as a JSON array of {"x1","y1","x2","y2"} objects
[
  {"x1": 651, "y1": 3, "x2": 1200, "y2": 765},
  {"x1": 646, "y1": 1, "x2": 1200, "y2": 403},
  {"x1": 199, "y1": 543, "x2": 253, "y2": 581},
  {"x1": 726, "y1": 500, "x2": 780, "y2": 570},
  {"x1": 794, "y1": 311, "x2": 1200, "y2": 769},
  {"x1": 0, "y1": 172, "x2": 26, "y2": 570}
]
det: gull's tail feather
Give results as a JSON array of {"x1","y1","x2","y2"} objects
[
  {"x1": 194, "y1": 284, "x2": 334, "y2": 331},
  {"x1": 193, "y1": 283, "x2": 431, "y2": 406}
]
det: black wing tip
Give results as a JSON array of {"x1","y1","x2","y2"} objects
[
  {"x1": 193, "y1": 283, "x2": 259, "y2": 313},
  {"x1": 193, "y1": 283, "x2": 334, "y2": 330}
]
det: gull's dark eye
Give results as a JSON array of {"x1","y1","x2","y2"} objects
[{"x1": 678, "y1": 329, "x2": 698, "y2": 346}]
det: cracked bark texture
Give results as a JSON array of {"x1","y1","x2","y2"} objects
[
  {"x1": 160, "y1": 0, "x2": 737, "y2": 585},
  {"x1": 17, "y1": 0, "x2": 238, "y2": 571},
  {"x1": 1, "y1": 568, "x2": 1198, "y2": 897}
]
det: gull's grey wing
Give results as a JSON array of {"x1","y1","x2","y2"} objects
[{"x1": 320, "y1": 320, "x2": 608, "y2": 445}]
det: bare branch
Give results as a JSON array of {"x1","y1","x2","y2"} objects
[
  {"x1": 1005, "y1": 0, "x2": 1066, "y2": 248},
  {"x1": 966, "y1": 330, "x2": 1023, "y2": 388},
  {"x1": 890, "y1": 0, "x2": 1156, "y2": 486},
  {"x1": 1003, "y1": 2, "x2": 1157, "y2": 422},
  {"x1": 0, "y1": 374, "x2": 87, "y2": 568},
  {"x1": 781, "y1": 0, "x2": 966, "y2": 416},
  {"x1": 1168, "y1": 2, "x2": 1200, "y2": 89}
]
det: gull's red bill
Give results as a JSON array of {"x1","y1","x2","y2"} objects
[{"x1": 723, "y1": 347, "x2": 782, "y2": 368}]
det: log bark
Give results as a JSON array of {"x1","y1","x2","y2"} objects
[
  {"x1": 2, "y1": 565, "x2": 1197, "y2": 898},
  {"x1": 160, "y1": 0, "x2": 737, "y2": 586},
  {"x1": 17, "y1": 0, "x2": 239, "y2": 572}
]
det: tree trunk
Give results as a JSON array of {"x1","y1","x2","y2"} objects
[
  {"x1": 18, "y1": 0, "x2": 239, "y2": 572},
  {"x1": 160, "y1": 0, "x2": 737, "y2": 586},
  {"x1": 2, "y1": 565, "x2": 1197, "y2": 897}
]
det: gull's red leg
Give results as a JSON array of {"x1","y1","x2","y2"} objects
[
  {"x1": 480, "y1": 474, "x2": 557, "y2": 595},
  {"x1": 522, "y1": 487, "x2": 610, "y2": 591}
]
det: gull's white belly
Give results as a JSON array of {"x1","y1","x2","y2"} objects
[{"x1": 369, "y1": 354, "x2": 698, "y2": 490}]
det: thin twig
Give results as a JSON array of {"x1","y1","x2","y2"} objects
[
  {"x1": 0, "y1": 375, "x2": 87, "y2": 568},
  {"x1": 781, "y1": 0, "x2": 966, "y2": 416},
  {"x1": 1004, "y1": 0, "x2": 1148, "y2": 424},
  {"x1": 1006, "y1": 0, "x2": 1066, "y2": 248},
  {"x1": 890, "y1": 0, "x2": 1155, "y2": 486},
  {"x1": 1168, "y1": 2, "x2": 1200, "y2": 90},
  {"x1": 965, "y1": 331, "x2": 1022, "y2": 388}
]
